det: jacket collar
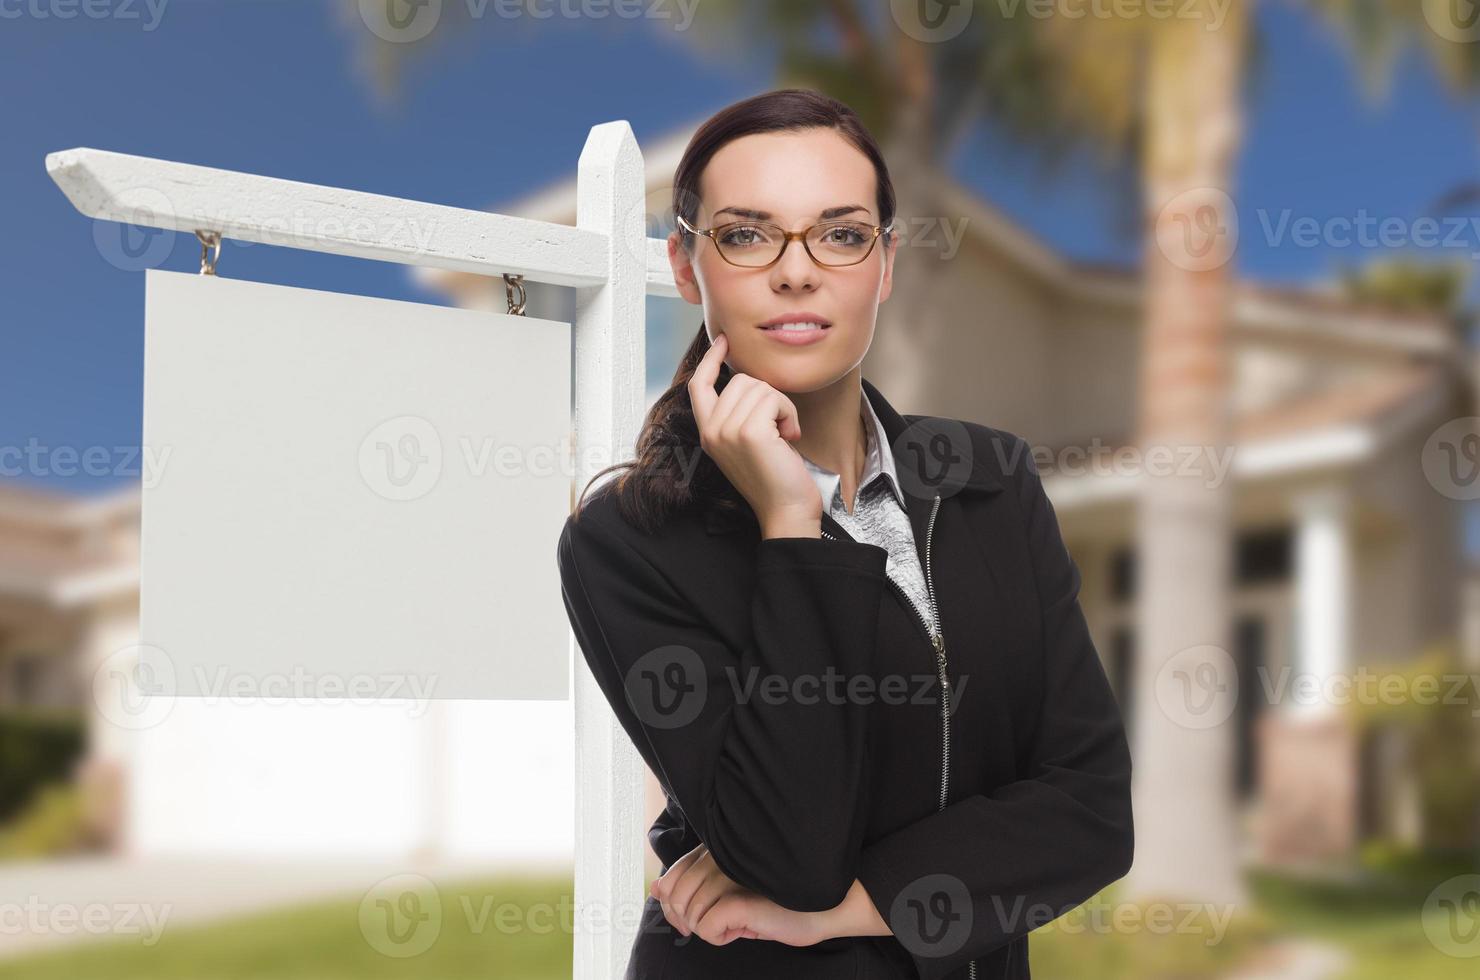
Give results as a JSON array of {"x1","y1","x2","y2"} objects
[
  {"x1": 798, "y1": 385, "x2": 906, "y2": 513},
  {"x1": 704, "y1": 376, "x2": 1003, "y2": 535}
]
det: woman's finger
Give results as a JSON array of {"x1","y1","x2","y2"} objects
[
  {"x1": 741, "y1": 385, "x2": 800, "y2": 444},
  {"x1": 650, "y1": 846, "x2": 702, "y2": 900},
  {"x1": 706, "y1": 370, "x2": 752, "y2": 435},
  {"x1": 658, "y1": 897, "x2": 689, "y2": 938},
  {"x1": 678, "y1": 873, "x2": 731, "y2": 934},
  {"x1": 718, "y1": 377, "x2": 773, "y2": 444},
  {"x1": 686, "y1": 332, "x2": 727, "y2": 430},
  {"x1": 694, "y1": 894, "x2": 750, "y2": 946}
]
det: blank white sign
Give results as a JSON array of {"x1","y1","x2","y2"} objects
[{"x1": 140, "y1": 269, "x2": 570, "y2": 701}]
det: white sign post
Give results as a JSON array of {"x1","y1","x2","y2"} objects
[{"x1": 48, "y1": 121, "x2": 667, "y2": 980}]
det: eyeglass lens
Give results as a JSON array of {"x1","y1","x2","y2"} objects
[{"x1": 714, "y1": 220, "x2": 878, "y2": 267}]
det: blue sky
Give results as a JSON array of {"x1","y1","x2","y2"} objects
[{"x1": 3, "y1": 0, "x2": 1477, "y2": 498}]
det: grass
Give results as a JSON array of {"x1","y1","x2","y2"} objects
[
  {"x1": 0, "y1": 874, "x2": 577, "y2": 980},
  {"x1": 1242, "y1": 860, "x2": 1480, "y2": 980},
  {"x1": 3, "y1": 859, "x2": 1476, "y2": 980},
  {"x1": 1028, "y1": 858, "x2": 1480, "y2": 980}
]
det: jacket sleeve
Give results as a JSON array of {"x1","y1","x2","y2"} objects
[
  {"x1": 853, "y1": 439, "x2": 1135, "y2": 980},
  {"x1": 557, "y1": 510, "x2": 891, "y2": 912}
]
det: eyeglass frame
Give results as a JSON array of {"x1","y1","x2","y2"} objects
[{"x1": 675, "y1": 212, "x2": 895, "y2": 269}]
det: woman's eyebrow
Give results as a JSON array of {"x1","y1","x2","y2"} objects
[{"x1": 713, "y1": 204, "x2": 870, "y2": 221}]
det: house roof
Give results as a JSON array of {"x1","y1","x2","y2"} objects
[
  {"x1": 0, "y1": 482, "x2": 140, "y2": 605},
  {"x1": 1034, "y1": 359, "x2": 1454, "y2": 501}
]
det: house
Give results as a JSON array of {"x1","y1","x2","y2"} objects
[{"x1": 415, "y1": 118, "x2": 1480, "y2": 868}]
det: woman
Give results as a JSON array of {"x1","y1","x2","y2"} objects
[{"x1": 556, "y1": 88, "x2": 1133, "y2": 980}]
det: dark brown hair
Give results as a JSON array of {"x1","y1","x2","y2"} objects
[{"x1": 570, "y1": 88, "x2": 897, "y2": 534}]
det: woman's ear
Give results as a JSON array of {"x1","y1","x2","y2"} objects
[
  {"x1": 877, "y1": 232, "x2": 898, "y2": 304},
  {"x1": 669, "y1": 231, "x2": 703, "y2": 305}
]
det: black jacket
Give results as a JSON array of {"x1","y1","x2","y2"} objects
[{"x1": 556, "y1": 377, "x2": 1134, "y2": 980}]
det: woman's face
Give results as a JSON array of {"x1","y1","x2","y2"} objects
[{"x1": 669, "y1": 127, "x2": 896, "y2": 394}]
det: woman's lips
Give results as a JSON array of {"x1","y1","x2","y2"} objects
[{"x1": 757, "y1": 321, "x2": 831, "y2": 345}]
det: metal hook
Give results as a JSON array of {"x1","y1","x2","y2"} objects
[
  {"x1": 195, "y1": 230, "x2": 222, "y2": 276},
  {"x1": 503, "y1": 273, "x2": 526, "y2": 315}
]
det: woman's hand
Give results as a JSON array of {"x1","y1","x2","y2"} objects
[
  {"x1": 650, "y1": 842, "x2": 836, "y2": 946},
  {"x1": 687, "y1": 332, "x2": 823, "y2": 538}
]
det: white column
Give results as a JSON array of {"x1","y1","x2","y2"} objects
[
  {"x1": 1292, "y1": 485, "x2": 1352, "y2": 717},
  {"x1": 573, "y1": 121, "x2": 648, "y2": 980}
]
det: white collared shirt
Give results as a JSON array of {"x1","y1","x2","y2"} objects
[{"x1": 798, "y1": 390, "x2": 937, "y2": 638}]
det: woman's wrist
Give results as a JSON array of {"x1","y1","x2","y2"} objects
[
  {"x1": 759, "y1": 505, "x2": 823, "y2": 540},
  {"x1": 817, "y1": 878, "x2": 891, "y2": 940}
]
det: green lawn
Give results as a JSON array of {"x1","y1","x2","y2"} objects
[
  {"x1": 0, "y1": 874, "x2": 577, "y2": 980},
  {"x1": 1240, "y1": 865, "x2": 1479, "y2": 980},
  {"x1": 1028, "y1": 863, "x2": 1479, "y2": 980},
  {"x1": 2, "y1": 865, "x2": 1473, "y2": 980}
]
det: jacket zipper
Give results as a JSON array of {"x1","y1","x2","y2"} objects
[{"x1": 820, "y1": 496, "x2": 976, "y2": 979}]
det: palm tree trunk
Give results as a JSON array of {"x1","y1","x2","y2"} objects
[
  {"x1": 1123, "y1": 0, "x2": 1249, "y2": 908},
  {"x1": 867, "y1": 34, "x2": 955, "y2": 409}
]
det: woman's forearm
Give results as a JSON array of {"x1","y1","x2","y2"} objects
[{"x1": 820, "y1": 878, "x2": 892, "y2": 939}]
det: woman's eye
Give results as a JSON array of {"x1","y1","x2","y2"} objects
[
  {"x1": 720, "y1": 226, "x2": 763, "y2": 246},
  {"x1": 824, "y1": 225, "x2": 866, "y2": 245}
]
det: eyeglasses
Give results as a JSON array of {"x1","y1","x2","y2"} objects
[{"x1": 676, "y1": 213, "x2": 894, "y2": 269}]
